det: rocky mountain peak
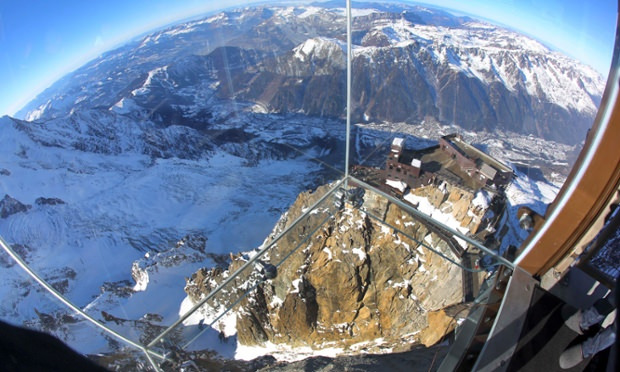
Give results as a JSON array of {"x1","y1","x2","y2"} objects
[
  {"x1": 293, "y1": 38, "x2": 345, "y2": 64},
  {"x1": 266, "y1": 37, "x2": 347, "y2": 78},
  {"x1": 184, "y1": 181, "x2": 490, "y2": 355}
]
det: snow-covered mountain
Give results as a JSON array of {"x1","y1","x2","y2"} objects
[
  {"x1": 0, "y1": 1, "x2": 599, "y2": 361},
  {"x1": 0, "y1": 103, "x2": 341, "y2": 353},
  {"x1": 237, "y1": 6, "x2": 603, "y2": 144},
  {"x1": 19, "y1": 3, "x2": 604, "y2": 145}
]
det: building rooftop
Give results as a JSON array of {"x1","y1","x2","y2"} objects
[
  {"x1": 480, "y1": 163, "x2": 498, "y2": 180},
  {"x1": 443, "y1": 134, "x2": 512, "y2": 173}
]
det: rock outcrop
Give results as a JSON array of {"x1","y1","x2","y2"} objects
[
  {"x1": 35, "y1": 197, "x2": 66, "y2": 206},
  {"x1": 131, "y1": 234, "x2": 219, "y2": 292},
  {"x1": 184, "y1": 182, "x2": 491, "y2": 354},
  {"x1": 406, "y1": 183, "x2": 494, "y2": 235},
  {"x1": 0, "y1": 194, "x2": 31, "y2": 218}
]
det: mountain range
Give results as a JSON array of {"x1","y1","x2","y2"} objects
[
  {"x1": 0, "y1": 1, "x2": 600, "y2": 362},
  {"x1": 18, "y1": 3, "x2": 604, "y2": 145}
]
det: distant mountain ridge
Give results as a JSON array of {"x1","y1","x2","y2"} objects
[
  {"x1": 17, "y1": 3, "x2": 603, "y2": 145},
  {"x1": 1, "y1": 2, "x2": 584, "y2": 359}
]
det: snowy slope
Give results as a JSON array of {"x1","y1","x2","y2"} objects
[
  {"x1": 0, "y1": 106, "x2": 337, "y2": 352},
  {"x1": 500, "y1": 169, "x2": 561, "y2": 251},
  {"x1": 354, "y1": 18, "x2": 603, "y2": 114}
]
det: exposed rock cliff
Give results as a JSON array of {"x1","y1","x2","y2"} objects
[
  {"x1": 184, "y1": 182, "x2": 492, "y2": 355},
  {"x1": 0, "y1": 194, "x2": 31, "y2": 219}
]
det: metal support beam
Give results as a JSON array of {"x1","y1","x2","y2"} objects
[
  {"x1": 472, "y1": 268, "x2": 538, "y2": 371},
  {"x1": 345, "y1": 0, "x2": 352, "y2": 187},
  {"x1": 0, "y1": 236, "x2": 165, "y2": 362},
  {"x1": 515, "y1": 27, "x2": 620, "y2": 276},
  {"x1": 147, "y1": 178, "x2": 345, "y2": 348}
]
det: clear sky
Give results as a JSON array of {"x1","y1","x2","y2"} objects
[{"x1": 0, "y1": 0, "x2": 616, "y2": 117}]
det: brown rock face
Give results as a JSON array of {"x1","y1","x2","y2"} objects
[
  {"x1": 184, "y1": 183, "x2": 487, "y2": 354},
  {"x1": 409, "y1": 183, "x2": 484, "y2": 234},
  {"x1": 418, "y1": 310, "x2": 458, "y2": 347}
]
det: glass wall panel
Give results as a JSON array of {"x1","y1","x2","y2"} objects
[
  {"x1": 0, "y1": 0, "x2": 347, "y2": 351},
  {"x1": 347, "y1": 0, "x2": 616, "y2": 248},
  {"x1": 0, "y1": 0, "x2": 617, "y2": 369},
  {"x1": 0, "y1": 259, "x2": 154, "y2": 369}
]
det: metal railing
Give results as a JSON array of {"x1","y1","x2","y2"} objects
[
  {"x1": 0, "y1": 0, "x2": 520, "y2": 368},
  {"x1": 0, "y1": 172, "x2": 516, "y2": 370}
]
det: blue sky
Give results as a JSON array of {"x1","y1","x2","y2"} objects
[{"x1": 0, "y1": 0, "x2": 616, "y2": 117}]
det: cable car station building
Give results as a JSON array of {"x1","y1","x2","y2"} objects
[{"x1": 385, "y1": 134, "x2": 513, "y2": 194}]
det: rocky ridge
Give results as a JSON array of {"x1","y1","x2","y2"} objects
[{"x1": 184, "y1": 181, "x2": 493, "y2": 356}]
